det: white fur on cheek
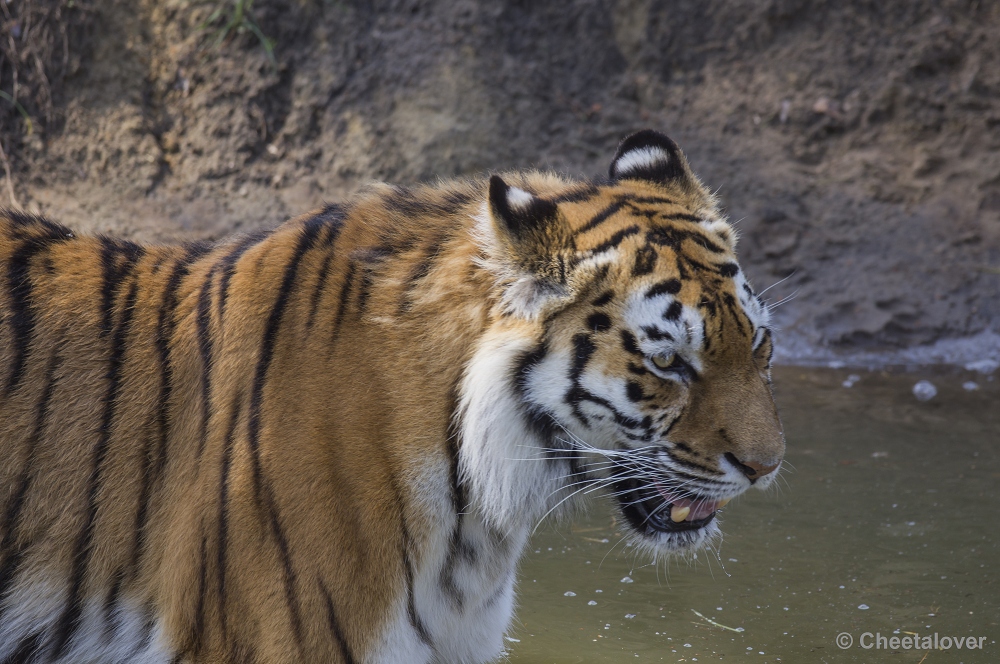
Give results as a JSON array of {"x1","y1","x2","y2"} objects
[{"x1": 457, "y1": 328, "x2": 555, "y2": 534}]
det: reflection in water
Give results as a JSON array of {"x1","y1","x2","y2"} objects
[{"x1": 509, "y1": 367, "x2": 1000, "y2": 663}]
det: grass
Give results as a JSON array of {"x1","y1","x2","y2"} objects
[
  {"x1": 200, "y1": 0, "x2": 276, "y2": 66},
  {"x1": 0, "y1": 91, "x2": 35, "y2": 135}
]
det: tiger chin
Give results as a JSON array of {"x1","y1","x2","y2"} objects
[{"x1": 0, "y1": 130, "x2": 783, "y2": 664}]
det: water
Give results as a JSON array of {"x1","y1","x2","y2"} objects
[{"x1": 508, "y1": 367, "x2": 1000, "y2": 663}]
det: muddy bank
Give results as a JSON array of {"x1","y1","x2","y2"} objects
[{"x1": 2, "y1": 0, "x2": 998, "y2": 365}]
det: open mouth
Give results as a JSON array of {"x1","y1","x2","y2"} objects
[{"x1": 613, "y1": 477, "x2": 729, "y2": 535}]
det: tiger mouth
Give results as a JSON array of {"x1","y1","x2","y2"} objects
[{"x1": 613, "y1": 477, "x2": 725, "y2": 534}]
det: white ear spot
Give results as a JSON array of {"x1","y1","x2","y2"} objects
[
  {"x1": 506, "y1": 187, "x2": 534, "y2": 211},
  {"x1": 614, "y1": 146, "x2": 670, "y2": 177}
]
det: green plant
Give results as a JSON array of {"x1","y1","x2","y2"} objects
[{"x1": 201, "y1": 0, "x2": 276, "y2": 66}]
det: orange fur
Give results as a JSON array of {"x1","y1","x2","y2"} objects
[{"x1": 0, "y1": 131, "x2": 782, "y2": 663}]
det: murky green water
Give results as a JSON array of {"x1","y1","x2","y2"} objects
[{"x1": 509, "y1": 367, "x2": 1000, "y2": 663}]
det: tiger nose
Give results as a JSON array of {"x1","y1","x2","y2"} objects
[{"x1": 724, "y1": 452, "x2": 780, "y2": 482}]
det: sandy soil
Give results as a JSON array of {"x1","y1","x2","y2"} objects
[{"x1": 2, "y1": 0, "x2": 999, "y2": 366}]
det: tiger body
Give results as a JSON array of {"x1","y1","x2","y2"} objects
[{"x1": 0, "y1": 131, "x2": 783, "y2": 663}]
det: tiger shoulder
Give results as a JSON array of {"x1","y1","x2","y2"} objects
[{"x1": 0, "y1": 130, "x2": 783, "y2": 664}]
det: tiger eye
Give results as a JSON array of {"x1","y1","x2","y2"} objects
[{"x1": 652, "y1": 354, "x2": 674, "y2": 369}]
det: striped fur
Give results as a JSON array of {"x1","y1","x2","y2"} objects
[{"x1": 0, "y1": 131, "x2": 783, "y2": 663}]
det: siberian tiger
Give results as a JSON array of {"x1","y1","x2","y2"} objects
[{"x1": 0, "y1": 130, "x2": 783, "y2": 663}]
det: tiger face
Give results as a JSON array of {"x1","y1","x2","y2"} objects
[{"x1": 462, "y1": 130, "x2": 784, "y2": 553}]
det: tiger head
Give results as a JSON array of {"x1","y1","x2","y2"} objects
[{"x1": 460, "y1": 130, "x2": 783, "y2": 554}]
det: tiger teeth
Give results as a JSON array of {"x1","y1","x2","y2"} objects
[
  {"x1": 670, "y1": 505, "x2": 691, "y2": 522},
  {"x1": 717, "y1": 498, "x2": 730, "y2": 508}
]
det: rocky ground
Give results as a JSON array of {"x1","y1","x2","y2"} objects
[{"x1": 1, "y1": 0, "x2": 998, "y2": 366}]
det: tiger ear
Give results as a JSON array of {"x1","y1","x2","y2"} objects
[
  {"x1": 609, "y1": 130, "x2": 692, "y2": 185},
  {"x1": 485, "y1": 175, "x2": 571, "y2": 318},
  {"x1": 488, "y1": 175, "x2": 558, "y2": 242}
]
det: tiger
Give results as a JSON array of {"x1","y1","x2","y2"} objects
[{"x1": 0, "y1": 130, "x2": 783, "y2": 663}]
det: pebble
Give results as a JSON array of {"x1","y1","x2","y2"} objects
[
  {"x1": 912, "y1": 380, "x2": 937, "y2": 402},
  {"x1": 963, "y1": 381, "x2": 980, "y2": 391},
  {"x1": 964, "y1": 359, "x2": 999, "y2": 375},
  {"x1": 563, "y1": 591, "x2": 576, "y2": 597},
  {"x1": 620, "y1": 576, "x2": 634, "y2": 584},
  {"x1": 858, "y1": 604, "x2": 870, "y2": 610}
]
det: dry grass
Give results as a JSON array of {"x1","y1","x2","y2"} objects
[{"x1": 0, "y1": 0, "x2": 94, "y2": 205}]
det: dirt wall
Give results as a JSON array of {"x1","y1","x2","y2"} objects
[{"x1": 2, "y1": 0, "x2": 999, "y2": 364}]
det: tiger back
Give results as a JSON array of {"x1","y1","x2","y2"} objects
[{"x1": 0, "y1": 130, "x2": 783, "y2": 663}]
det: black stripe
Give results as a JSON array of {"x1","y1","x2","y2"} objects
[
  {"x1": 565, "y1": 333, "x2": 597, "y2": 427},
  {"x1": 193, "y1": 534, "x2": 209, "y2": 654},
  {"x1": 666, "y1": 452, "x2": 726, "y2": 478},
  {"x1": 154, "y1": 244, "x2": 212, "y2": 477},
  {"x1": 591, "y1": 291, "x2": 614, "y2": 307},
  {"x1": 195, "y1": 265, "x2": 219, "y2": 460},
  {"x1": 216, "y1": 394, "x2": 242, "y2": 639},
  {"x1": 353, "y1": 246, "x2": 392, "y2": 316},
  {"x1": 332, "y1": 262, "x2": 356, "y2": 339},
  {"x1": 632, "y1": 245, "x2": 658, "y2": 277},
  {"x1": 52, "y1": 270, "x2": 141, "y2": 657},
  {"x1": 551, "y1": 184, "x2": 599, "y2": 203},
  {"x1": 586, "y1": 312, "x2": 612, "y2": 333},
  {"x1": 243, "y1": 218, "x2": 335, "y2": 655},
  {"x1": 216, "y1": 230, "x2": 271, "y2": 322},
  {"x1": 398, "y1": 231, "x2": 449, "y2": 316},
  {"x1": 384, "y1": 187, "x2": 472, "y2": 217},
  {"x1": 722, "y1": 292, "x2": 748, "y2": 335},
  {"x1": 513, "y1": 344, "x2": 560, "y2": 444},
  {"x1": 102, "y1": 568, "x2": 126, "y2": 642},
  {"x1": 627, "y1": 362, "x2": 648, "y2": 376},
  {"x1": 0, "y1": 350, "x2": 60, "y2": 628},
  {"x1": 718, "y1": 262, "x2": 739, "y2": 277},
  {"x1": 590, "y1": 225, "x2": 640, "y2": 254},
  {"x1": 620, "y1": 330, "x2": 641, "y2": 356},
  {"x1": 305, "y1": 206, "x2": 347, "y2": 328},
  {"x1": 575, "y1": 201, "x2": 624, "y2": 235},
  {"x1": 642, "y1": 325, "x2": 673, "y2": 342},
  {"x1": 265, "y1": 490, "x2": 305, "y2": 650},
  {"x1": 3, "y1": 231, "x2": 68, "y2": 397},
  {"x1": 660, "y1": 211, "x2": 702, "y2": 223},
  {"x1": 320, "y1": 581, "x2": 357, "y2": 664},
  {"x1": 663, "y1": 301, "x2": 683, "y2": 321},
  {"x1": 307, "y1": 250, "x2": 336, "y2": 329},
  {"x1": 569, "y1": 334, "x2": 594, "y2": 383},
  {"x1": 627, "y1": 195, "x2": 677, "y2": 206},
  {"x1": 3, "y1": 631, "x2": 43, "y2": 664},
  {"x1": 398, "y1": 494, "x2": 432, "y2": 647},
  {"x1": 138, "y1": 245, "x2": 211, "y2": 582},
  {"x1": 689, "y1": 232, "x2": 727, "y2": 254},
  {"x1": 440, "y1": 385, "x2": 468, "y2": 609},
  {"x1": 385, "y1": 474, "x2": 432, "y2": 646},
  {"x1": 646, "y1": 279, "x2": 682, "y2": 298},
  {"x1": 247, "y1": 218, "x2": 328, "y2": 505},
  {"x1": 126, "y1": 604, "x2": 158, "y2": 660},
  {"x1": 98, "y1": 238, "x2": 144, "y2": 337},
  {"x1": 196, "y1": 233, "x2": 273, "y2": 461},
  {"x1": 566, "y1": 386, "x2": 646, "y2": 430}
]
